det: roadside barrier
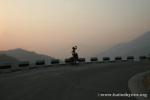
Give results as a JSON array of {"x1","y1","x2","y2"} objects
[
  {"x1": 115, "y1": 56, "x2": 122, "y2": 62},
  {"x1": 127, "y1": 56, "x2": 134, "y2": 61},
  {"x1": 78, "y1": 58, "x2": 86, "y2": 63},
  {"x1": 65, "y1": 58, "x2": 72, "y2": 63},
  {"x1": 103, "y1": 57, "x2": 110, "y2": 62},
  {"x1": 139, "y1": 56, "x2": 147, "y2": 61},
  {"x1": 90, "y1": 57, "x2": 98, "y2": 62},
  {"x1": 19, "y1": 61, "x2": 30, "y2": 70},
  {"x1": 0, "y1": 62, "x2": 12, "y2": 73},
  {"x1": 36, "y1": 60, "x2": 45, "y2": 66},
  {"x1": 51, "y1": 59, "x2": 60, "y2": 64},
  {"x1": 0, "y1": 55, "x2": 150, "y2": 74}
]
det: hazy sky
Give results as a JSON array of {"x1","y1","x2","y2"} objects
[{"x1": 0, "y1": 0, "x2": 150, "y2": 59}]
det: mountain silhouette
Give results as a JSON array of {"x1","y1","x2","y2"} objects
[
  {"x1": 98, "y1": 31, "x2": 150, "y2": 58},
  {"x1": 0, "y1": 48, "x2": 55, "y2": 64}
]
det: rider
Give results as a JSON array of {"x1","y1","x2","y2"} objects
[{"x1": 72, "y1": 46, "x2": 78, "y2": 61}]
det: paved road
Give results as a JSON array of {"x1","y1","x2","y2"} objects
[{"x1": 0, "y1": 61, "x2": 150, "y2": 100}]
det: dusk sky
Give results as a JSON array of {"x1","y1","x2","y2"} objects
[{"x1": 0, "y1": 0, "x2": 150, "y2": 59}]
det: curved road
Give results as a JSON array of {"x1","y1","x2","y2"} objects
[{"x1": 0, "y1": 61, "x2": 150, "y2": 100}]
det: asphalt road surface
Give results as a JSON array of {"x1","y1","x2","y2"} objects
[{"x1": 0, "y1": 61, "x2": 150, "y2": 100}]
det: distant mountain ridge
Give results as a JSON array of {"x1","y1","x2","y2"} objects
[
  {"x1": 98, "y1": 31, "x2": 150, "y2": 58},
  {"x1": 0, "y1": 48, "x2": 55, "y2": 64}
]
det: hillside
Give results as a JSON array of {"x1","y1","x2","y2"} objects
[
  {"x1": 0, "y1": 54, "x2": 18, "y2": 63},
  {"x1": 98, "y1": 31, "x2": 150, "y2": 58},
  {"x1": 0, "y1": 48, "x2": 55, "y2": 64}
]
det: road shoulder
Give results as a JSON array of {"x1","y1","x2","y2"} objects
[{"x1": 128, "y1": 71, "x2": 150, "y2": 100}]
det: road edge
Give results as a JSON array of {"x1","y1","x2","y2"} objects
[{"x1": 128, "y1": 71, "x2": 150, "y2": 100}]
